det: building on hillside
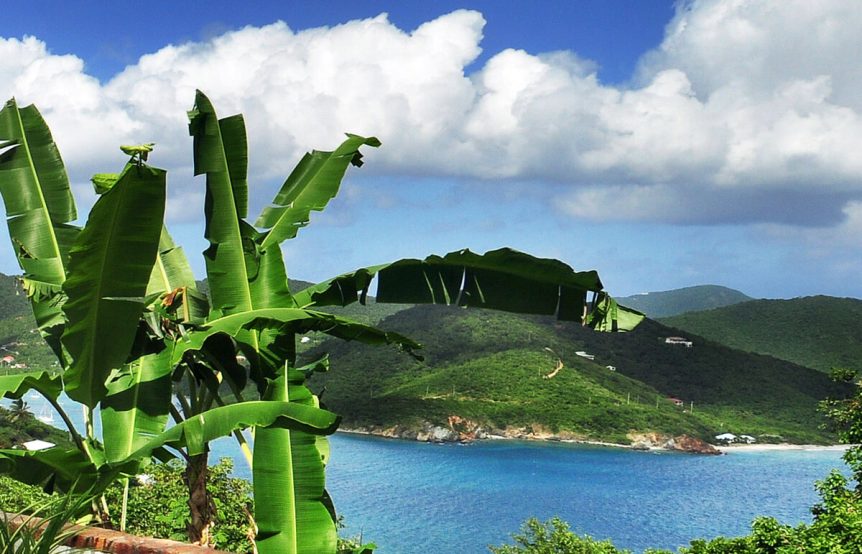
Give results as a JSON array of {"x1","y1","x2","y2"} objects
[
  {"x1": 665, "y1": 336, "x2": 693, "y2": 347},
  {"x1": 668, "y1": 397, "x2": 684, "y2": 407},
  {"x1": 21, "y1": 439, "x2": 55, "y2": 451},
  {"x1": 575, "y1": 351, "x2": 595, "y2": 360},
  {"x1": 606, "y1": 365, "x2": 616, "y2": 371},
  {"x1": 0, "y1": 355, "x2": 14, "y2": 366}
]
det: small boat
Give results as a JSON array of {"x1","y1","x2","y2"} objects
[{"x1": 36, "y1": 404, "x2": 54, "y2": 425}]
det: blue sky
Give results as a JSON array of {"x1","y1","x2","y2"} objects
[{"x1": 2, "y1": 1, "x2": 861, "y2": 299}]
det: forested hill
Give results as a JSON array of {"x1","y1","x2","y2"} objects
[
  {"x1": 305, "y1": 304, "x2": 849, "y2": 444},
  {"x1": 0, "y1": 273, "x2": 58, "y2": 370},
  {"x1": 0, "y1": 273, "x2": 29, "y2": 320},
  {"x1": 617, "y1": 285, "x2": 753, "y2": 318},
  {"x1": 660, "y1": 295, "x2": 862, "y2": 374}
]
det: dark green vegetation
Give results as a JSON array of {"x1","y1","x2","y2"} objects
[
  {"x1": 102, "y1": 459, "x2": 254, "y2": 553},
  {"x1": 492, "y1": 368, "x2": 862, "y2": 553},
  {"x1": 661, "y1": 296, "x2": 862, "y2": 374},
  {"x1": 309, "y1": 305, "x2": 848, "y2": 444},
  {"x1": 617, "y1": 285, "x2": 752, "y2": 318},
  {"x1": 0, "y1": 403, "x2": 68, "y2": 448}
]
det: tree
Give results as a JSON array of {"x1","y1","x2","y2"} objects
[
  {"x1": 0, "y1": 92, "x2": 643, "y2": 553},
  {"x1": 8, "y1": 399, "x2": 29, "y2": 424}
]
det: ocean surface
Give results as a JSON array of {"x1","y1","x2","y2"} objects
[
  {"x1": 14, "y1": 396, "x2": 848, "y2": 553},
  {"x1": 216, "y1": 433, "x2": 846, "y2": 554}
]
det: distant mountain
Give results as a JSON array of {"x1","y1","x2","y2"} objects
[
  {"x1": 306, "y1": 304, "x2": 848, "y2": 444},
  {"x1": 618, "y1": 285, "x2": 753, "y2": 318},
  {"x1": 661, "y1": 295, "x2": 862, "y2": 374}
]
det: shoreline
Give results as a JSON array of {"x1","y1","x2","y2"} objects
[
  {"x1": 716, "y1": 443, "x2": 850, "y2": 453},
  {"x1": 336, "y1": 428, "x2": 848, "y2": 454},
  {"x1": 336, "y1": 427, "x2": 641, "y2": 450}
]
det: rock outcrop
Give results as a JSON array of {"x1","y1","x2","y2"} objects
[
  {"x1": 344, "y1": 421, "x2": 720, "y2": 454},
  {"x1": 627, "y1": 432, "x2": 720, "y2": 455}
]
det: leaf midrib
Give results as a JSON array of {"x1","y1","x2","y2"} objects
[{"x1": 13, "y1": 102, "x2": 66, "y2": 282}]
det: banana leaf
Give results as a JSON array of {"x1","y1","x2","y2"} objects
[
  {"x1": 0, "y1": 99, "x2": 79, "y2": 358},
  {"x1": 146, "y1": 226, "x2": 209, "y2": 324},
  {"x1": 100, "y1": 348, "x2": 174, "y2": 463},
  {"x1": 188, "y1": 90, "x2": 255, "y2": 319},
  {"x1": 0, "y1": 447, "x2": 126, "y2": 495},
  {"x1": 61, "y1": 162, "x2": 166, "y2": 407},
  {"x1": 0, "y1": 371, "x2": 62, "y2": 400},
  {"x1": 293, "y1": 247, "x2": 645, "y2": 331},
  {"x1": 126, "y1": 400, "x2": 340, "y2": 460},
  {"x1": 255, "y1": 134, "x2": 380, "y2": 250},
  {"x1": 254, "y1": 368, "x2": 337, "y2": 554},
  {"x1": 171, "y1": 307, "x2": 420, "y2": 366}
]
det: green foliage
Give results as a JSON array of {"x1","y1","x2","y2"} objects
[
  {"x1": 0, "y1": 476, "x2": 50, "y2": 512},
  {"x1": 489, "y1": 517, "x2": 634, "y2": 553},
  {"x1": 102, "y1": 458, "x2": 254, "y2": 553},
  {"x1": 0, "y1": 459, "x2": 374, "y2": 554},
  {"x1": 661, "y1": 296, "x2": 862, "y2": 374},
  {"x1": 0, "y1": 487, "x2": 93, "y2": 554}
]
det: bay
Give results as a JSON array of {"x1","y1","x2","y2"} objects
[
  {"x1": 15, "y1": 397, "x2": 847, "y2": 553},
  {"x1": 318, "y1": 434, "x2": 843, "y2": 553}
]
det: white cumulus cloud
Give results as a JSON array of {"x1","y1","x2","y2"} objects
[{"x1": 1, "y1": 2, "x2": 861, "y2": 232}]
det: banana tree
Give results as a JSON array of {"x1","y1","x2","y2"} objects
[
  {"x1": 0, "y1": 97, "x2": 415, "y2": 545},
  {"x1": 1, "y1": 92, "x2": 643, "y2": 554}
]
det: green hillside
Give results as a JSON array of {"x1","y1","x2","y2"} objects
[
  {"x1": 660, "y1": 296, "x2": 862, "y2": 374},
  {"x1": 2, "y1": 270, "x2": 852, "y2": 445},
  {"x1": 617, "y1": 285, "x2": 752, "y2": 318},
  {"x1": 0, "y1": 273, "x2": 29, "y2": 320},
  {"x1": 0, "y1": 274, "x2": 58, "y2": 373},
  {"x1": 306, "y1": 304, "x2": 848, "y2": 444}
]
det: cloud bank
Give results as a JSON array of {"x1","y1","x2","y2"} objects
[{"x1": 1, "y1": 1, "x2": 860, "y2": 229}]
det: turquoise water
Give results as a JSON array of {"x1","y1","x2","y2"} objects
[
  {"x1": 15, "y1": 397, "x2": 847, "y2": 553},
  {"x1": 215, "y1": 433, "x2": 846, "y2": 553}
]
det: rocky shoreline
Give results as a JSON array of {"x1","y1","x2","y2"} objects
[{"x1": 340, "y1": 416, "x2": 722, "y2": 455}]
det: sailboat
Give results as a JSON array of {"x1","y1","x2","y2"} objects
[{"x1": 36, "y1": 403, "x2": 54, "y2": 425}]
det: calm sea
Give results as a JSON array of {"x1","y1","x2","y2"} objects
[
  {"x1": 15, "y1": 397, "x2": 847, "y2": 553},
  {"x1": 217, "y1": 433, "x2": 846, "y2": 553}
]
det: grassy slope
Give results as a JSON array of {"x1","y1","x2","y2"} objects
[
  {"x1": 617, "y1": 285, "x2": 753, "y2": 318},
  {"x1": 660, "y1": 296, "x2": 862, "y2": 374},
  {"x1": 308, "y1": 305, "x2": 848, "y2": 444}
]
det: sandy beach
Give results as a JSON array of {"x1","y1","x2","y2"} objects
[{"x1": 717, "y1": 443, "x2": 851, "y2": 453}]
